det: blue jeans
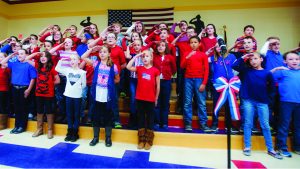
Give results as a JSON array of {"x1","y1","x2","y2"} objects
[
  {"x1": 55, "y1": 75, "x2": 66, "y2": 115},
  {"x1": 80, "y1": 86, "x2": 94, "y2": 119},
  {"x1": 183, "y1": 78, "x2": 207, "y2": 126},
  {"x1": 277, "y1": 101, "x2": 300, "y2": 151},
  {"x1": 129, "y1": 78, "x2": 138, "y2": 115},
  {"x1": 155, "y1": 80, "x2": 171, "y2": 126},
  {"x1": 66, "y1": 97, "x2": 81, "y2": 129},
  {"x1": 242, "y1": 99, "x2": 273, "y2": 151}
]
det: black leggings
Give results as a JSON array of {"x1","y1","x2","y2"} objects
[
  {"x1": 0, "y1": 91, "x2": 9, "y2": 114},
  {"x1": 136, "y1": 100, "x2": 155, "y2": 130},
  {"x1": 92, "y1": 101, "x2": 113, "y2": 127}
]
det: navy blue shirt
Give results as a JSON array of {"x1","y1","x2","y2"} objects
[
  {"x1": 8, "y1": 61, "x2": 37, "y2": 86},
  {"x1": 210, "y1": 53, "x2": 236, "y2": 82},
  {"x1": 232, "y1": 58, "x2": 274, "y2": 104}
]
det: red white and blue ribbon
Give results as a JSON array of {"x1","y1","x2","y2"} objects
[{"x1": 213, "y1": 76, "x2": 241, "y2": 121}]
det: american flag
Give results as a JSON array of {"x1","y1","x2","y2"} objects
[{"x1": 108, "y1": 8, "x2": 174, "y2": 32}]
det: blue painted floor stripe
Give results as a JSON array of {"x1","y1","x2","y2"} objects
[{"x1": 0, "y1": 142, "x2": 204, "y2": 168}]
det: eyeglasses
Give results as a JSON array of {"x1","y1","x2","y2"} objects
[{"x1": 270, "y1": 43, "x2": 280, "y2": 46}]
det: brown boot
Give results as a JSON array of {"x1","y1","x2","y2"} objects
[
  {"x1": 144, "y1": 130, "x2": 154, "y2": 150},
  {"x1": 0, "y1": 114, "x2": 8, "y2": 130},
  {"x1": 137, "y1": 128, "x2": 146, "y2": 149},
  {"x1": 32, "y1": 114, "x2": 44, "y2": 137},
  {"x1": 46, "y1": 114, "x2": 54, "y2": 139}
]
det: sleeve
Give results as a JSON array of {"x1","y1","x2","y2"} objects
[
  {"x1": 55, "y1": 60, "x2": 67, "y2": 75},
  {"x1": 51, "y1": 67, "x2": 58, "y2": 76},
  {"x1": 267, "y1": 72, "x2": 276, "y2": 96},
  {"x1": 121, "y1": 37, "x2": 128, "y2": 51},
  {"x1": 170, "y1": 23, "x2": 179, "y2": 37},
  {"x1": 170, "y1": 55, "x2": 177, "y2": 75},
  {"x1": 231, "y1": 57, "x2": 246, "y2": 73},
  {"x1": 0, "y1": 44, "x2": 12, "y2": 54},
  {"x1": 126, "y1": 24, "x2": 135, "y2": 35},
  {"x1": 145, "y1": 32, "x2": 156, "y2": 45},
  {"x1": 39, "y1": 32, "x2": 51, "y2": 43},
  {"x1": 29, "y1": 65, "x2": 37, "y2": 79},
  {"x1": 272, "y1": 70, "x2": 283, "y2": 81}
]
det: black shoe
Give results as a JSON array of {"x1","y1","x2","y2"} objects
[
  {"x1": 14, "y1": 127, "x2": 25, "y2": 134},
  {"x1": 200, "y1": 124, "x2": 211, "y2": 133},
  {"x1": 105, "y1": 137, "x2": 112, "y2": 147},
  {"x1": 10, "y1": 127, "x2": 18, "y2": 134},
  {"x1": 89, "y1": 138, "x2": 99, "y2": 146},
  {"x1": 64, "y1": 128, "x2": 73, "y2": 142},
  {"x1": 70, "y1": 129, "x2": 79, "y2": 142}
]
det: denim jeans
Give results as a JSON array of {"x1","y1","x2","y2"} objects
[
  {"x1": 183, "y1": 78, "x2": 207, "y2": 126},
  {"x1": 66, "y1": 97, "x2": 81, "y2": 129},
  {"x1": 129, "y1": 78, "x2": 138, "y2": 115},
  {"x1": 276, "y1": 101, "x2": 300, "y2": 151},
  {"x1": 80, "y1": 86, "x2": 94, "y2": 119},
  {"x1": 155, "y1": 80, "x2": 171, "y2": 126},
  {"x1": 242, "y1": 99, "x2": 273, "y2": 151},
  {"x1": 55, "y1": 75, "x2": 66, "y2": 115}
]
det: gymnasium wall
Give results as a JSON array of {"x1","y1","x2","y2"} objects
[{"x1": 1, "y1": 2, "x2": 299, "y2": 52}]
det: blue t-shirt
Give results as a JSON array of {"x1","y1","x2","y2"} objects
[
  {"x1": 264, "y1": 50, "x2": 285, "y2": 71},
  {"x1": 8, "y1": 61, "x2": 37, "y2": 86},
  {"x1": 210, "y1": 54, "x2": 236, "y2": 82},
  {"x1": 232, "y1": 58, "x2": 274, "y2": 103},
  {"x1": 273, "y1": 69, "x2": 300, "y2": 103}
]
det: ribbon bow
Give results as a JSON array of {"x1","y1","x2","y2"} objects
[{"x1": 213, "y1": 76, "x2": 241, "y2": 121}]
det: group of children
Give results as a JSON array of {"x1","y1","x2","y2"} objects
[{"x1": 0, "y1": 21, "x2": 299, "y2": 157}]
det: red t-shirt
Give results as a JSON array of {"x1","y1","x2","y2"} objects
[
  {"x1": 35, "y1": 65, "x2": 58, "y2": 97},
  {"x1": 200, "y1": 37, "x2": 217, "y2": 57},
  {"x1": 84, "y1": 63, "x2": 95, "y2": 87},
  {"x1": 136, "y1": 66, "x2": 160, "y2": 102},
  {"x1": 0, "y1": 68, "x2": 11, "y2": 91},
  {"x1": 110, "y1": 45, "x2": 126, "y2": 72},
  {"x1": 180, "y1": 50, "x2": 209, "y2": 85}
]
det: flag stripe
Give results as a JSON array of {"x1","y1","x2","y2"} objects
[
  {"x1": 132, "y1": 8, "x2": 174, "y2": 12},
  {"x1": 132, "y1": 18, "x2": 173, "y2": 22},
  {"x1": 132, "y1": 13, "x2": 174, "y2": 17}
]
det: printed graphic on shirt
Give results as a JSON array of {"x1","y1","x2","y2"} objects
[
  {"x1": 36, "y1": 71, "x2": 50, "y2": 94},
  {"x1": 68, "y1": 73, "x2": 81, "y2": 86},
  {"x1": 142, "y1": 73, "x2": 151, "y2": 80}
]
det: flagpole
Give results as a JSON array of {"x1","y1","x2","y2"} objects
[{"x1": 225, "y1": 103, "x2": 232, "y2": 169}]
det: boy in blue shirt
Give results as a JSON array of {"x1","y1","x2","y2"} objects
[
  {"x1": 271, "y1": 52, "x2": 300, "y2": 157},
  {"x1": 0, "y1": 49, "x2": 37, "y2": 134}
]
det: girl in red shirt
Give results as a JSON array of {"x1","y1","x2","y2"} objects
[
  {"x1": 25, "y1": 51, "x2": 60, "y2": 139},
  {"x1": 0, "y1": 52, "x2": 11, "y2": 130},
  {"x1": 153, "y1": 41, "x2": 176, "y2": 130},
  {"x1": 127, "y1": 50, "x2": 160, "y2": 150}
]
